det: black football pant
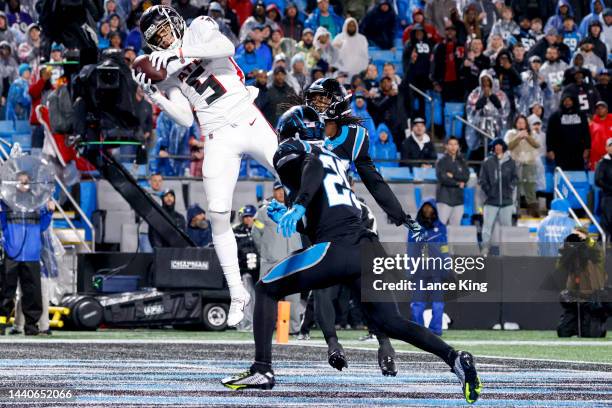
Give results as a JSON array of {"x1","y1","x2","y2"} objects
[
  {"x1": 253, "y1": 236, "x2": 456, "y2": 368},
  {"x1": 0, "y1": 259, "x2": 42, "y2": 333}
]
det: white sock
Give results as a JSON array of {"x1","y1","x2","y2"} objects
[{"x1": 209, "y1": 211, "x2": 244, "y2": 298}]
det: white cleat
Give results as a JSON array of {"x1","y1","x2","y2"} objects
[{"x1": 227, "y1": 289, "x2": 251, "y2": 327}]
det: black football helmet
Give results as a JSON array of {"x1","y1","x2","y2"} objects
[
  {"x1": 276, "y1": 105, "x2": 325, "y2": 142},
  {"x1": 140, "y1": 5, "x2": 186, "y2": 52},
  {"x1": 304, "y1": 78, "x2": 351, "y2": 120}
]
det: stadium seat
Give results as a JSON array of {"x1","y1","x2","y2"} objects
[
  {"x1": 499, "y1": 226, "x2": 537, "y2": 256},
  {"x1": 412, "y1": 167, "x2": 437, "y2": 182},
  {"x1": 557, "y1": 170, "x2": 590, "y2": 209},
  {"x1": 11, "y1": 133, "x2": 31, "y2": 150},
  {"x1": 447, "y1": 225, "x2": 480, "y2": 256},
  {"x1": 462, "y1": 187, "x2": 475, "y2": 225},
  {"x1": 379, "y1": 167, "x2": 413, "y2": 181},
  {"x1": 248, "y1": 159, "x2": 274, "y2": 179},
  {"x1": 444, "y1": 103, "x2": 465, "y2": 137}
]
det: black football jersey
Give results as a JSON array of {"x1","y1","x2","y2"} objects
[
  {"x1": 273, "y1": 138, "x2": 363, "y2": 244},
  {"x1": 324, "y1": 124, "x2": 407, "y2": 226}
]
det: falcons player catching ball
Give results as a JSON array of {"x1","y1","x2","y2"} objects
[{"x1": 133, "y1": 5, "x2": 278, "y2": 326}]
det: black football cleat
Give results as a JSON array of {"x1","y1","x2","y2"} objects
[
  {"x1": 452, "y1": 351, "x2": 483, "y2": 404},
  {"x1": 378, "y1": 348, "x2": 397, "y2": 377},
  {"x1": 328, "y1": 344, "x2": 348, "y2": 371},
  {"x1": 221, "y1": 367, "x2": 275, "y2": 390}
]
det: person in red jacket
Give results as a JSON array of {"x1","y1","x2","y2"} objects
[
  {"x1": 228, "y1": 0, "x2": 252, "y2": 27},
  {"x1": 402, "y1": 8, "x2": 441, "y2": 45},
  {"x1": 589, "y1": 101, "x2": 612, "y2": 170},
  {"x1": 28, "y1": 65, "x2": 53, "y2": 149}
]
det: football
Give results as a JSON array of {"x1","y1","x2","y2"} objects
[{"x1": 132, "y1": 54, "x2": 167, "y2": 83}]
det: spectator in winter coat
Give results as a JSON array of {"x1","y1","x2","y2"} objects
[
  {"x1": 460, "y1": 38, "x2": 491, "y2": 97},
  {"x1": 239, "y1": 0, "x2": 279, "y2": 42},
  {"x1": 281, "y1": 3, "x2": 304, "y2": 41},
  {"x1": 5, "y1": 63, "x2": 30, "y2": 121},
  {"x1": 514, "y1": 15, "x2": 537, "y2": 52},
  {"x1": 575, "y1": 39, "x2": 605, "y2": 78},
  {"x1": 235, "y1": 37, "x2": 269, "y2": 84},
  {"x1": 370, "y1": 123, "x2": 398, "y2": 168},
  {"x1": 6, "y1": 0, "x2": 33, "y2": 37},
  {"x1": 313, "y1": 26, "x2": 337, "y2": 69},
  {"x1": 186, "y1": 205, "x2": 212, "y2": 247},
  {"x1": 584, "y1": 20, "x2": 608, "y2": 64},
  {"x1": 359, "y1": 0, "x2": 397, "y2": 50},
  {"x1": 546, "y1": 89, "x2": 591, "y2": 170},
  {"x1": 537, "y1": 198, "x2": 576, "y2": 256},
  {"x1": 493, "y1": 49, "x2": 522, "y2": 111},
  {"x1": 435, "y1": 136, "x2": 470, "y2": 226},
  {"x1": 350, "y1": 93, "x2": 377, "y2": 140},
  {"x1": 589, "y1": 101, "x2": 612, "y2": 169},
  {"x1": 545, "y1": 0, "x2": 575, "y2": 33},
  {"x1": 516, "y1": 55, "x2": 552, "y2": 117},
  {"x1": 408, "y1": 198, "x2": 450, "y2": 336},
  {"x1": 402, "y1": 24, "x2": 433, "y2": 117},
  {"x1": 152, "y1": 111, "x2": 198, "y2": 176},
  {"x1": 479, "y1": 139, "x2": 518, "y2": 250},
  {"x1": 431, "y1": 24, "x2": 465, "y2": 103},
  {"x1": 332, "y1": 17, "x2": 368, "y2": 79},
  {"x1": 265, "y1": 66, "x2": 296, "y2": 126},
  {"x1": 466, "y1": 70, "x2": 511, "y2": 151},
  {"x1": 0, "y1": 12, "x2": 16, "y2": 45},
  {"x1": 369, "y1": 76, "x2": 406, "y2": 146},
  {"x1": 527, "y1": 27, "x2": 572, "y2": 63},
  {"x1": 596, "y1": 68, "x2": 611, "y2": 107},
  {"x1": 401, "y1": 117, "x2": 437, "y2": 169},
  {"x1": 603, "y1": 8, "x2": 612, "y2": 58},
  {"x1": 229, "y1": 0, "x2": 253, "y2": 26},
  {"x1": 539, "y1": 44, "x2": 569, "y2": 111},
  {"x1": 578, "y1": 0, "x2": 606, "y2": 38},
  {"x1": 401, "y1": 7, "x2": 441, "y2": 45},
  {"x1": 148, "y1": 190, "x2": 186, "y2": 248},
  {"x1": 563, "y1": 66, "x2": 601, "y2": 115},
  {"x1": 594, "y1": 137, "x2": 612, "y2": 238},
  {"x1": 559, "y1": 14, "x2": 580, "y2": 54},
  {"x1": 304, "y1": 0, "x2": 343, "y2": 38}
]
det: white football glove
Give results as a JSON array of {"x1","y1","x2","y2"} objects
[
  {"x1": 149, "y1": 49, "x2": 178, "y2": 71},
  {"x1": 132, "y1": 70, "x2": 158, "y2": 97}
]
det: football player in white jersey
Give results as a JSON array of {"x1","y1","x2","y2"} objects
[{"x1": 133, "y1": 5, "x2": 278, "y2": 327}]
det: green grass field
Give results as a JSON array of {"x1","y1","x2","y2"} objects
[{"x1": 14, "y1": 328, "x2": 611, "y2": 364}]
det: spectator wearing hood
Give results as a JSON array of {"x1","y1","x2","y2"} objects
[
  {"x1": 402, "y1": 23, "x2": 433, "y2": 117},
  {"x1": 578, "y1": 0, "x2": 607, "y2": 38},
  {"x1": 281, "y1": 3, "x2": 304, "y2": 41},
  {"x1": 435, "y1": 136, "x2": 470, "y2": 226},
  {"x1": 401, "y1": 117, "x2": 437, "y2": 169},
  {"x1": 584, "y1": 20, "x2": 608, "y2": 63},
  {"x1": 514, "y1": 15, "x2": 537, "y2": 52},
  {"x1": 493, "y1": 49, "x2": 522, "y2": 112},
  {"x1": 516, "y1": 55, "x2": 552, "y2": 118},
  {"x1": 575, "y1": 39, "x2": 605, "y2": 78},
  {"x1": 596, "y1": 68, "x2": 611, "y2": 107},
  {"x1": 603, "y1": 8, "x2": 612, "y2": 57},
  {"x1": 424, "y1": 0, "x2": 457, "y2": 35},
  {"x1": 239, "y1": 0, "x2": 279, "y2": 42},
  {"x1": 370, "y1": 123, "x2": 398, "y2": 168},
  {"x1": 466, "y1": 70, "x2": 511, "y2": 151},
  {"x1": 595, "y1": 137, "x2": 612, "y2": 238},
  {"x1": 266, "y1": 53, "x2": 301, "y2": 94},
  {"x1": 187, "y1": 205, "x2": 212, "y2": 247},
  {"x1": 332, "y1": 17, "x2": 368, "y2": 79},
  {"x1": 504, "y1": 114, "x2": 541, "y2": 215},
  {"x1": 313, "y1": 26, "x2": 337, "y2": 69},
  {"x1": 402, "y1": 7, "x2": 441, "y2": 45},
  {"x1": 589, "y1": 101, "x2": 612, "y2": 169},
  {"x1": 545, "y1": 0, "x2": 575, "y2": 33},
  {"x1": 152, "y1": 111, "x2": 198, "y2": 176},
  {"x1": 0, "y1": 41, "x2": 18, "y2": 113},
  {"x1": 289, "y1": 53, "x2": 308, "y2": 91},
  {"x1": 104, "y1": 0, "x2": 127, "y2": 21},
  {"x1": 546, "y1": 88, "x2": 590, "y2": 170},
  {"x1": 431, "y1": 23, "x2": 465, "y2": 103},
  {"x1": 369, "y1": 76, "x2": 406, "y2": 146},
  {"x1": 5, "y1": 62, "x2": 30, "y2": 121},
  {"x1": 350, "y1": 92, "x2": 377, "y2": 140},
  {"x1": 172, "y1": 0, "x2": 202, "y2": 24},
  {"x1": 18, "y1": 23, "x2": 40, "y2": 64},
  {"x1": 304, "y1": 0, "x2": 343, "y2": 38},
  {"x1": 148, "y1": 190, "x2": 186, "y2": 249},
  {"x1": 491, "y1": 7, "x2": 521, "y2": 44},
  {"x1": 408, "y1": 198, "x2": 449, "y2": 336},
  {"x1": 359, "y1": 0, "x2": 397, "y2": 50},
  {"x1": 563, "y1": 65, "x2": 601, "y2": 115},
  {"x1": 539, "y1": 44, "x2": 569, "y2": 110},
  {"x1": 208, "y1": 1, "x2": 239, "y2": 46},
  {"x1": 479, "y1": 139, "x2": 518, "y2": 249},
  {"x1": 6, "y1": 0, "x2": 33, "y2": 36},
  {"x1": 537, "y1": 198, "x2": 576, "y2": 256}
]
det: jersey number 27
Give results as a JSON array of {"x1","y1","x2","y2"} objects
[{"x1": 320, "y1": 152, "x2": 358, "y2": 208}]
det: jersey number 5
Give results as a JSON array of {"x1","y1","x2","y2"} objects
[
  {"x1": 185, "y1": 66, "x2": 227, "y2": 105},
  {"x1": 320, "y1": 153, "x2": 358, "y2": 208}
]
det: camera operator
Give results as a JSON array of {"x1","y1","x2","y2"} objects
[{"x1": 0, "y1": 174, "x2": 54, "y2": 336}]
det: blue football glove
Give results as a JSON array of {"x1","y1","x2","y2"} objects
[
  {"x1": 404, "y1": 215, "x2": 423, "y2": 242},
  {"x1": 277, "y1": 204, "x2": 306, "y2": 238},
  {"x1": 267, "y1": 199, "x2": 287, "y2": 224}
]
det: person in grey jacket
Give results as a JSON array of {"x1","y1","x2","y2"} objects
[
  {"x1": 435, "y1": 137, "x2": 470, "y2": 225},
  {"x1": 479, "y1": 139, "x2": 518, "y2": 250},
  {"x1": 252, "y1": 181, "x2": 303, "y2": 333}
]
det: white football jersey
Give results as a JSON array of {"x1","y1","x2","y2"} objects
[{"x1": 158, "y1": 16, "x2": 252, "y2": 132}]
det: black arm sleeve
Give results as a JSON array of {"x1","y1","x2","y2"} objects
[
  {"x1": 354, "y1": 136, "x2": 407, "y2": 226},
  {"x1": 294, "y1": 153, "x2": 325, "y2": 208}
]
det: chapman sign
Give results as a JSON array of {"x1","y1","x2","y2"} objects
[{"x1": 170, "y1": 260, "x2": 210, "y2": 271}]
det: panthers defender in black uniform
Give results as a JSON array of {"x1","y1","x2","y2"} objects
[
  {"x1": 304, "y1": 78, "x2": 422, "y2": 376},
  {"x1": 221, "y1": 106, "x2": 482, "y2": 404}
]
